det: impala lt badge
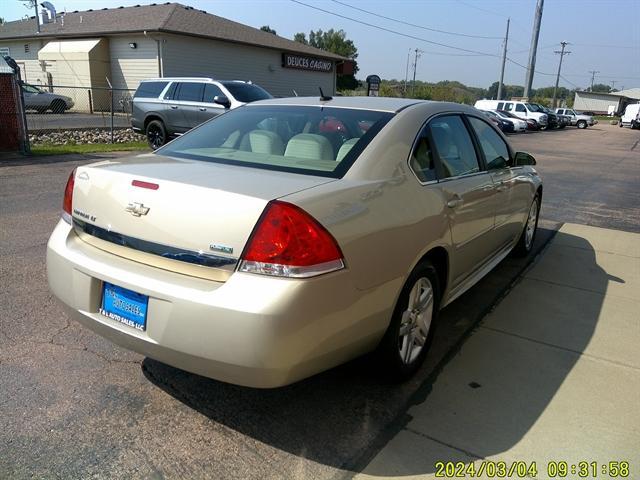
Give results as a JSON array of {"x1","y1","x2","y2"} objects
[{"x1": 125, "y1": 202, "x2": 150, "y2": 217}]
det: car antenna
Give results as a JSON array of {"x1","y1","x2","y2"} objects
[{"x1": 319, "y1": 87, "x2": 332, "y2": 101}]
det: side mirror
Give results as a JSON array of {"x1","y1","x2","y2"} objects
[
  {"x1": 514, "y1": 151, "x2": 536, "y2": 166},
  {"x1": 213, "y1": 95, "x2": 231, "y2": 109}
]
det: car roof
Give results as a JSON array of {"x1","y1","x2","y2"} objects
[{"x1": 246, "y1": 96, "x2": 432, "y2": 113}]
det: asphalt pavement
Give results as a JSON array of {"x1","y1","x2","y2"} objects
[{"x1": 1, "y1": 123, "x2": 638, "y2": 479}]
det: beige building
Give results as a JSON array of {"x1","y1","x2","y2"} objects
[
  {"x1": 573, "y1": 88, "x2": 640, "y2": 115},
  {"x1": 0, "y1": 3, "x2": 349, "y2": 102}
]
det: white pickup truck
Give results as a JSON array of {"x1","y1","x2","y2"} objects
[{"x1": 555, "y1": 108, "x2": 596, "y2": 129}]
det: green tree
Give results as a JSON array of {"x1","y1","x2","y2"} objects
[
  {"x1": 591, "y1": 83, "x2": 612, "y2": 93},
  {"x1": 294, "y1": 29, "x2": 359, "y2": 91},
  {"x1": 0, "y1": 17, "x2": 5, "y2": 24},
  {"x1": 260, "y1": 25, "x2": 277, "y2": 35}
]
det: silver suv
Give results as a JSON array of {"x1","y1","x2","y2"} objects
[{"x1": 131, "y1": 77, "x2": 272, "y2": 148}]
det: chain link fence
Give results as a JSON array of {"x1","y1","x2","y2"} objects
[{"x1": 24, "y1": 84, "x2": 137, "y2": 138}]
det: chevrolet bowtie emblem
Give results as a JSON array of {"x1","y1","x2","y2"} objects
[{"x1": 125, "y1": 202, "x2": 150, "y2": 217}]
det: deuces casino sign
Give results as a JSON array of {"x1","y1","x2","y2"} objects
[{"x1": 282, "y1": 53, "x2": 333, "y2": 73}]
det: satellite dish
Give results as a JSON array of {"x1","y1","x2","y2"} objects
[{"x1": 41, "y1": 1, "x2": 57, "y2": 19}]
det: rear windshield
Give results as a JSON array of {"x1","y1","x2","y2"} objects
[
  {"x1": 134, "y1": 81, "x2": 168, "y2": 98},
  {"x1": 157, "y1": 105, "x2": 394, "y2": 178},
  {"x1": 221, "y1": 82, "x2": 272, "y2": 103}
]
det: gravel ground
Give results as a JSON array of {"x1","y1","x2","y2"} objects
[{"x1": 29, "y1": 129, "x2": 142, "y2": 145}]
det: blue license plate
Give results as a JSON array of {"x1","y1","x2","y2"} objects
[{"x1": 100, "y1": 282, "x2": 148, "y2": 331}]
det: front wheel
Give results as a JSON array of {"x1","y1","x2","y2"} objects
[
  {"x1": 577, "y1": 120, "x2": 587, "y2": 129},
  {"x1": 376, "y1": 261, "x2": 440, "y2": 381},
  {"x1": 513, "y1": 194, "x2": 540, "y2": 257},
  {"x1": 146, "y1": 120, "x2": 167, "y2": 149},
  {"x1": 50, "y1": 99, "x2": 67, "y2": 113}
]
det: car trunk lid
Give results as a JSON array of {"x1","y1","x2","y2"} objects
[{"x1": 71, "y1": 153, "x2": 334, "y2": 281}]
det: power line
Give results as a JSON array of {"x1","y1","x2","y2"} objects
[
  {"x1": 329, "y1": 0, "x2": 503, "y2": 40},
  {"x1": 289, "y1": 0, "x2": 500, "y2": 58},
  {"x1": 572, "y1": 42, "x2": 640, "y2": 49},
  {"x1": 589, "y1": 70, "x2": 600, "y2": 90}
]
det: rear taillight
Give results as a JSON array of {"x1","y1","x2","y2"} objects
[
  {"x1": 239, "y1": 200, "x2": 344, "y2": 278},
  {"x1": 62, "y1": 168, "x2": 76, "y2": 224}
]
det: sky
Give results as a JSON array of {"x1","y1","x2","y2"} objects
[{"x1": 2, "y1": 0, "x2": 639, "y2": 90}]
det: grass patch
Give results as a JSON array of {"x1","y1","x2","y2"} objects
[
  {"x1": 593, "y1": 115, "x2": 619, "y2": 121},
  {"x1": 30, "y1": 141, "x2": 150, "y2": 156}
]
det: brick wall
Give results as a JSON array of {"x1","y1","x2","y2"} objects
[{"x1": 0, "y1": 73, "x2": 27, "y2": 153}]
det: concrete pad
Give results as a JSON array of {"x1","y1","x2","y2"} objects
[
  {"x1": 483, "y1": 278, "x2": 640, "y2": 368},
  {"x1": 401, "y1": 329, "x2": 639, "y2": 478},
  {"x1": 525, "y1": 237, "x2": 639, "y2": 300},
  {"x1": 354, "y1": 429, "x2": 476, "y2": 480},
  {"x1": 554, "y1": 223, "x2": 640, "y2": 257}
]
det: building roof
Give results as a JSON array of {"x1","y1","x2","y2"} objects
[
  {"x1": 614, "y1": 88, "x2": 640, "y2": 100},
  {"x1": 0, "y1": 3, "x2": 347, "y2": 61},
  {"x1": 576, "y1": 88, "x2": 640, "y2": 100}
]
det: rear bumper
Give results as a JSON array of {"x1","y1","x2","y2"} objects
[{"x1": 46, "y1": 220, "x2": 397, "y2": 387}]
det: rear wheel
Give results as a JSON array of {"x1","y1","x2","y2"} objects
[
  {"x1": 577, "y1": 120, "x2": 587, "y2": 129},
  {"x1": 146, "y1": 120, "x2": 167, "y2": 149},
  {"x1": 513, "y1": 194, "x2": 540, "y2": 257},
  {"x1": 50, "y1": 99, "x2": 67, "y2": 113},
  {"x1": 377, "y1": 261, "x2": 440, "y2": 381}
]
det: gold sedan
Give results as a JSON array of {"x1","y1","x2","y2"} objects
[{"x1": 47, "y1": 96, "x2": 542, "y2": 388}]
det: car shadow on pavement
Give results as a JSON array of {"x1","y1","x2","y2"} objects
[{"x1": 142, "y1": 226, "x2": 607, "y2": 476}]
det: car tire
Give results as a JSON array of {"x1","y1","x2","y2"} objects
[
  {"x1": 376, "y1": 260, "x2": 440, "y2": 381},
  {"x1": 577, "y1": 120, "x2": 587, "y2": 129},
  {"x1": 513, "y1": 194, "x2": 540, "y2": 257},
  {"x1": 50, "y1": 99, "x2": 67, "y2": 113},
  {"x1": 146, "y1": 120, "x2": 167, "y2": 150}
]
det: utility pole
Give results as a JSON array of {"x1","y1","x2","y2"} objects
[
  {"x1": 411, "y1": 48, "x2": 423, "y2": 97},
  {"x1": 497, "y1": 18, "x2": 510, "y2": 100},
  {"x1": 523, "y1": 0, "x2": 544, "y2": 99},
  {"x1": 552, "y1": 41, "x2": 570, "y2": 108},
  {"x1": 404, "y1": 48, "x2": 411, "y2": 96},
  {"x1": 610, "y1": 80, "x2": 617, "y2": 91},
  {"x1": 589, "y1": 70, "x2": 599, "y2": 91}
]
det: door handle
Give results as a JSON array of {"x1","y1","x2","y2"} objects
[
  {"x1": 199, "y1": 107, "x2": 207, "y2": 111},
  {"x1": 447, "y1": 195, "x2": 463, "y2": 208},
  {"x1": 170, "y1": 105, "x2": 178, "y2": 110}
]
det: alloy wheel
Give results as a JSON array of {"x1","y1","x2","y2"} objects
[{"x1": 398, "y1": 277, "x2": 434, "y2": 364}]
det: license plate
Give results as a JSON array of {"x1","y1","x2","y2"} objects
[{"x1": 100, "y1": 282, "x2": 148, "y2": 331}]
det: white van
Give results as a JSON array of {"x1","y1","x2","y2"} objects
[
  {"x1": 619, "y1": 103, "x2": 640, "y2": 129},
  {"x1": 474, "y1": 99, "x2": 548, "y2": 129}
]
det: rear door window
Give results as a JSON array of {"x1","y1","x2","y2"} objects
[
  {"x1": 134, "y1": 81, "x2": 168, "y2": 98},
  {"x1": 429, "y1": 115, "x2": 480, "y2": 178},
  {"x1": 515, "y1": 104, "x2": 526, "y2": 112},
  {"x1": 409, "y1": 128, "x2": 437, "y2": 183},
  {"x1": 176, "y1": 82, "x2": 204, "y2": 102},
  {"x1": 504, "y1": 103, "x2": 513, "y2": 111}
]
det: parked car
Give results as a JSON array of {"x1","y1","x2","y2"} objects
[
  {"x1": 617, "y1": 103, "x2": 639, "y2": 129},
  {"x1": 555, "y1": 108, "x2": 595, "y2": 129},
  {"x1": 492, "y1": 110, "x2": 527, "y2": 132},
  {"x1": 474, "y1": 99, "x2": 548, "y2": 130},
  {"x1": 131, "y1": 77, "x2": 273, "y2": 149},
  {"x1": 47, "y1": 97, "x2": 542, "y2": 388},
  {"x1": 531, "y1": 104, "x2": 560, "y2": 129},
  {"x1": 21, "y1": 83, "x2": 74, "y2": 113},
  {"x1": 480, "y1": 109, "x2": 514, "y2": 133},
  {"x1": 498, "y1": 110, "x2": 538, "y2": 130}
]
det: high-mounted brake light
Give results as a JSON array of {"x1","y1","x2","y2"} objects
[
  {"x1": 239, "y1": 200, "x2": 344, "y2": 278},
  {"x1": 62, "y1": 168, "x2": 76, "y2": 224}
]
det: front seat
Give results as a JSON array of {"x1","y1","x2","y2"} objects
[
  {"x1": 239, "y1": 130, "x2": 285, "y2": 155},
  {"x1": 336, "y1": 138, "x2": 359, "y2": 162},
  {"x1": 284, "y1": 133, "x2": 334, "y2": 161}
]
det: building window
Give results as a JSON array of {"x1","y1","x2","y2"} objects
[
  {"x1": 0, "y1": 47, "x2": 10, "y2": 57},
  {"x1": 24, "y1": 44, "x2": 30, "y2": 53}
]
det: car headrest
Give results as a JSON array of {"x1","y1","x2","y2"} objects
[{"x1": 284, "y1": 133, "x2": 334, "y2": 161}]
